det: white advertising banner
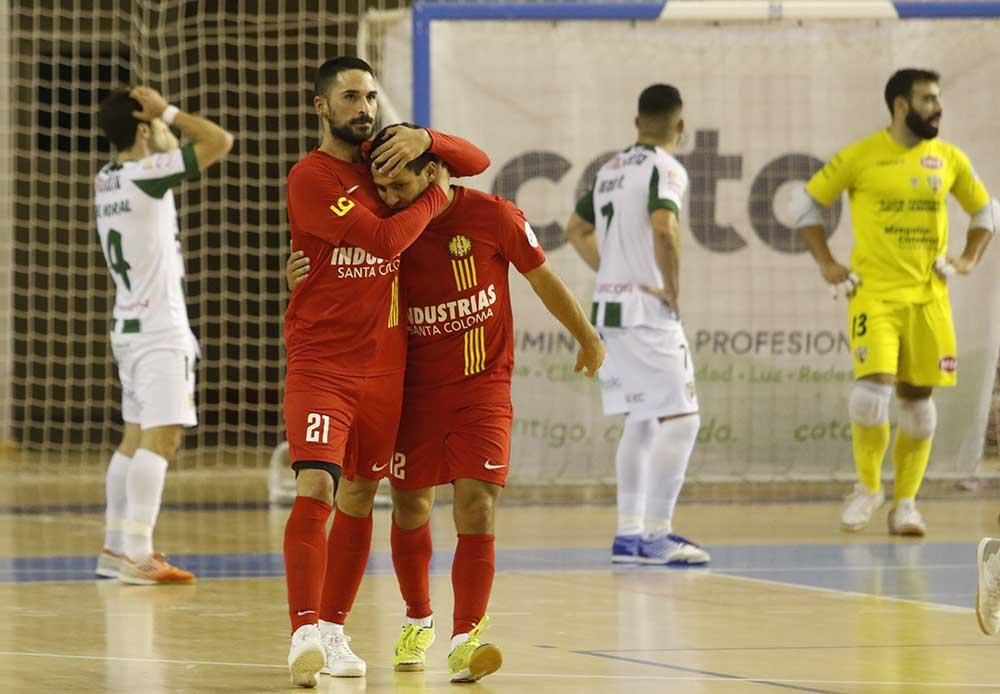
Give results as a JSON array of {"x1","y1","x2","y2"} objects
[{"x1": 383, "y1": 19, "x2": 1000, "y2": 484}]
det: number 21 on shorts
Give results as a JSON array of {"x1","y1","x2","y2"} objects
[{"x1": 305, "y1": 412, "x2": 330, "y2": 443}]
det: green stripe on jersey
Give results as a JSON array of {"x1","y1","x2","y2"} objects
[{"x1": 647, "y1": 167, "x2": 679, "y2": 216}]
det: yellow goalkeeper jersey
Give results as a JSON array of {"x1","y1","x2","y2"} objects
[{"x1": 806, "y1": 129, "x2": 989, "y2": 303}]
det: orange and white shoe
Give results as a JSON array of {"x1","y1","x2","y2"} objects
[
  {"x1": 118, "y1": 553, "x2": 196, "y2": 585},
  {"x1": 95, "y1": 548, "x2": 125, "y2": 579}
]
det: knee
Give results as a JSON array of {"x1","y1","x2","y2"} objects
[
  {"x1": 848, "y1": 381, "x2": 892, "y2": 427},
  {"x1": 336, "y1": 478, "x2": 379, "y2": 517},
  {"x1": 454, "y1": 490, "x2": 496, "y2": 534},
  {"x1": 141, "y1": 426, "x2": 184, "y2": 462},
  {"x1": 898, "y1": 398, "x2": 936, "y2": 439},
  {"x1": 296, "y1": 469, "x2": 336, "y2": 506},
  {"x1": 392, "y1": 489, "x2": 434, "y2": 529}
]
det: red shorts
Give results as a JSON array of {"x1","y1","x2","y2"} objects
[
  {"x1": 390, "y1": 398, "x2": 513, "y2": 490},
  {"x1": 283, "y1": 370, "x2": 404, "y2": 481}
]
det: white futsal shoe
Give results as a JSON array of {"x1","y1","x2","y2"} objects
[
  {"x1": 638, "y1": 533, "x2": 710, "y2": 565},
  {"x1": 887, "y1": 499, "x2": 926, "y2": 537},
  {"x1": 288, "y1": 624, "x2": 326, "y2": 687},
  {"x1": 976, "y1": 537, "x2": 1000, "y2": 636},
  {"x1": 840, "y1": 483, "x2": 885, "y2": 532},
  {"x1": 320, "y1": 631, "x2": 366, "y2": 677}
]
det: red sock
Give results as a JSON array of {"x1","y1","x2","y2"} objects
[
  {"x1": 319, "y1": 508, "x2": 373, "y2": 625},
  {"x1": 452, "y1": 533, "x2": 495, "y2": 636},
  {"x1": 391, "y1": 519, "x2": 433, "y2": 619},
  {"x1": 283, "y1": 496, "x2": 332, "y2": 632}
]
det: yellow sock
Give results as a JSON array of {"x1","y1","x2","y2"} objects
[
  {"x1": 851, "y1": 421, "x2": 890, "y2": 492},
  {"x1": 892, "y1": 432, "x2": 932, "y2": 502}
]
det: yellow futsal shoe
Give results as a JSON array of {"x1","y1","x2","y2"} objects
[
  {"x1": 448, "y1": 616, "x2": 502, "y2": 683},
  {"x1": 393, "y1": 622, "x2": 436, "y2": 672}
]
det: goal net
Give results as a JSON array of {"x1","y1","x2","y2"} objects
[
  {"x1": 370, "y1": 4, "x2": 1000, "y2": 493},
  {"x1": 3, "y1": 0, "x2": 409, "y2": 508},
  {"x1": 4, "y1": 1, "x2": 1000, "y2": 511}
]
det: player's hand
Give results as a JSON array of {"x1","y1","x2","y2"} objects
[
  {"x1": 286, "y1": 248, "x2": 311, "y2": 291},
  {"x1": 129, "y1": 86, "x2": 168, "y2": 122},
  {"x1": 639, "y1": 285, "x2": 678, "y2": 314},
  {"x1": 371, "y1": 126, "x2": 432, "y2": 178},
  {"x1": 575, "y1": 337, "x2": 606, "y2": 378},
  {"x1": 433, "y1": 163, "x2": 451, "y2": 195},
  {"x1": 935, "y1": 255, "x2": 973, "y2": 278},
  {"x1": 149, "y1": 118, "x2": 179, "y2": 153},
  {"x1": 820, "y1": 261, "x2": 860, "y2": 299}
]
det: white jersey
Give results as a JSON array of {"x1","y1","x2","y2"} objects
[
  {"x1": 94, "y1": 144, "x2": 200, "y2": 335},
  {"x1": 576, "y1": 144, "x2": 688, "y2": 329}
]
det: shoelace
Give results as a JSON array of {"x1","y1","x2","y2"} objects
[
  {"x1": 399, "y1": 626, "x2": 431, "y2": 653},
  {"x1": 467, "y1": 615, "x2": 491, "y2": 641},
  {"x1": 323, "y1": 633, "x2": 356, "y2": 659}
]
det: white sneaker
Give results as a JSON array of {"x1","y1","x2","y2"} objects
[
  {"x1": 840, "y1": 483, "x2": 885, "y2": 532},
  {"x1": 976, "y1": 537, "x2": 1000, "y2": 636},
  {"x1": 887, "y1": 499, "x2": 926, "y2": 537},
  {"x1": 320, "y1": 632, "x2": 366, "y2": 677},
  {"x1": 288, "y1": 624, "x2": 326, "y2": 688},
  {"x1": 638, "y1": 533, "x2": 710, "y2": 565}
]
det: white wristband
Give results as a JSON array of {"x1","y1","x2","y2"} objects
[{"x1": 161, "y1": 105, "x2": 180, "y2": 125}]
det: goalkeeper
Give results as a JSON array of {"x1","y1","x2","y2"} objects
[{"x1": 795, "y1": 68, "x2": 994, "y2": 536}]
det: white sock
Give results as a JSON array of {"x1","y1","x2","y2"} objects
[
  {"x1": 104, "y1": 451, "x2": 131, "y2": 553},
  {"x1": 450, "y1": 633, "x2": 470, "y2": 651},
  {"x1": 615, "y1": 417, "x2": 655, "y2": 536},
  {"x1": 123, "y1": 448, "x2": 168, "y2": 560},
  {"x1": 319, "y1": 620, "x2": 344, "y2": 637},
  {"x1": 408, "y1": 615, "x2": 433, "y2": 628},
  {"x1": 642, "y1": 414, "x2": 700, "y2": 539}
]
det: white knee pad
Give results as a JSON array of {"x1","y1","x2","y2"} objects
[
  {"x1": 898, "y1": 398, "x2": 936, "y2": 440},
  {"x1": 848, "y1": 381, "x2": 892, "y2": 427}
]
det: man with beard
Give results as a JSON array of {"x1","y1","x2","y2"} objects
[
  {"x1": 282, "y1": 56, "x2": 489, "y2": 687},
  {"x1": 288, "y1": 123, "x2": 604, "y2": 683},
  {"x1": 794, "y1": 68, "x2": 995, "y2": 536}
]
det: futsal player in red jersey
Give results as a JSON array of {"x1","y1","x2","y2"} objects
[
  {"x1": 288, "y1": 124, "x2": 604, "y2": 683},
  {"x1": 282, "y1": 58, "x2": 489, "y2": 687}
]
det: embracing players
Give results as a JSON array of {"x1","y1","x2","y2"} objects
[
  {"x1": 565, "y1": 84, "x2": 709, "y2": 566},
  {"x1": 289, "y1": 123, "x2": 604, "y2": 682},
  {"x1": 281, "y1": 57, "x2": 489, "y2": 686},
  {"x1": 94, "y1": 86, "x2": 233, "y2": 584},
  {"x1": 794, "y1": 68, "x2": 995, "y2": 535}
]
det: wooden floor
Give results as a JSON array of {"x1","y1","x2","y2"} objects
[{"x1": 3, "y1": 488, "x2": 1000, "y2": 692}]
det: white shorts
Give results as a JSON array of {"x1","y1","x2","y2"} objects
[
  {"x1": 111, "y1": 331, "x2": 198, "y2": 429},
  {"x1": 598, "y1": 323, "x2": 698, "y2": 421}
]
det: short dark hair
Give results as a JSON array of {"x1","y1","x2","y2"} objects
[
  {"x1": 370, "y1": 123, "x2": 439, "y2": 174},
  {"x1": 315, "y1": 56, "x2": 375, "y2": 97},
  {"x1": 884, "y1": 68, "x2": 940, "y2": 115},
  {"x1": 98, "y1": 87, "x2": 142, "y2": 150},
  {"x1": 638, "y1": 84, "x2": 683, "y2": 119}
]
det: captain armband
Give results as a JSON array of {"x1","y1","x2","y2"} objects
[
  {"x1": 789, "y1": 183, "x2": 826, "y2": 229},
  {"x1": 970, "y1": 197, "x2": 1000, "y2": 234}
]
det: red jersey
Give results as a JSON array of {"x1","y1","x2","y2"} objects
[
  {"x1": 401, "y1": 186, "x2": 546, "y2": 400},
  {"x1": 284, "y1": 132, "x2": 489, "y2": 377}
]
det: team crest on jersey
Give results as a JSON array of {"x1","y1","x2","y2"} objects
[
  {"x1": 939, "y1": 355, "x2": 957, "y2": 373},
  {"x1": 448, "y1": 235, "x2": 472, "y2": 258},
  {"x1": 523, "y1": 222, "x2": 539, "y2": 248},
  {"x1": 920, "y1": 156, "x2": 943, "y2": 170},
  {"x1": 854, "y1": 346, "x2": 868, "y2": 363},
  {"x1": 928, "y1": 175, "x2": 943, "y2": 193}
]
